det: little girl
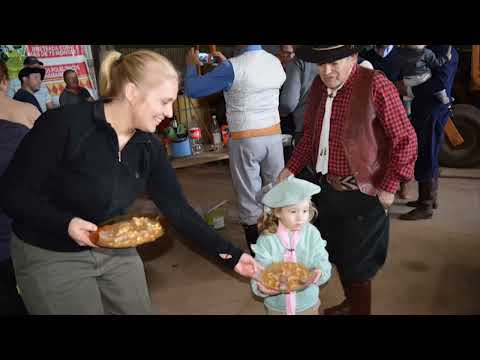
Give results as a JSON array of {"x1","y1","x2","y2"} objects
[{"x1": 251, "y1": 176, "x2": 331, "y2": 315}]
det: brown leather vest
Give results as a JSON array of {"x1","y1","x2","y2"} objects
[
  {"x1": 342, "y1": 67, "x2": 390, "y2": 196},
  {"x1": 308, "y1": 67, "x2": 390, "y2": 196}
]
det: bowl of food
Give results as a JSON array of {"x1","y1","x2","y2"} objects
[
  {"x1": 260, "y1": 262, "x2": 316, "y2": 293},
  {"x1": 89, "y1": 214, "x2": 166, "y2": 249}
]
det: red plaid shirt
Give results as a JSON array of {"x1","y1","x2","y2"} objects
[{"x1": 287, "y1": 65, "x2": 417, "y2": 194}]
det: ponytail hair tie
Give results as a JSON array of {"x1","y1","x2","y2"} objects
[{"x1": 116, "y1": 54, "x2": 124, "y2": 65}]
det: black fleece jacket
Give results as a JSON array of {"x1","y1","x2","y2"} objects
[{"x1": 0, "y1": 101, "x2": 243, "y2": 269}]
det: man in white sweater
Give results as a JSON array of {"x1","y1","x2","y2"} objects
[{"x1": 184, "y1": 45, "x2": 286, "y2": 254}]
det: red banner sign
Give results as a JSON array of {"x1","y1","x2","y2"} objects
[{"x1": 26, "y1": 45, "x2": 85, "y2": 58}]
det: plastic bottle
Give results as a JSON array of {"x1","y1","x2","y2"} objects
[
  {"x1": 210, "y1": 115, "x2": 222, "y2": 152},
  {"x1": 189, "y1": 127, "x2": 204, "y2": 155}
]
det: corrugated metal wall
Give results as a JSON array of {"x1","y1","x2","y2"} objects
[
  {"x1": 114, "y1": 45, "x2": 239, "y2": 74},
  {"x1": 115, "y1": 46, "x2": 189, "y2": 72}
]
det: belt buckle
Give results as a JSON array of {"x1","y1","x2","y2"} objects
[
  {"x1": 326, "y1": 175, "x2": 344, "y2": 192},
  {"x1": 326, "y1": 175, "x2": 359, "y2": 192}
]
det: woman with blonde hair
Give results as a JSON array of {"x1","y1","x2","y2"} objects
[{"x1": 0, "y1": 50, "x2": 259, "y2": 315}]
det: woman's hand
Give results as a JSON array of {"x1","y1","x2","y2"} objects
[
  {"x1": 68, "y1": 217, "x2": 99, "y2": 248},
  {"x1": 234, "y1": 253, "x2": 264, "y2": 279}
]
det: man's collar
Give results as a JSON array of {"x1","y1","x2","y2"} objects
[
  {"x1": 20, "y1": 86, "x2": 34, "y2": 95},
  {"x1": 237, "y1": 45, "x2": 262, "y2": 55},
  {"x1": 375, "y1": 45, "x2": 394, "y2": 58},
  {"x1": 65, "y1": 86, "x2": 85, "y2": 95},
  {"x1": 65, "y1": 87, "x2": 78, "y2": 94}
]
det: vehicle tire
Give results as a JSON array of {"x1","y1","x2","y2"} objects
[{"x1": 440, "y1": 104, "x2": 480, "y2": 168}]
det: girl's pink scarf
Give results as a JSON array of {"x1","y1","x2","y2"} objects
[{"x1": 276, "y1": 222, "x2": 302, "y2": 315}]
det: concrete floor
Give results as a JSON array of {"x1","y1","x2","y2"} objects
[{"x1": 132, "y1": 163, "x2": 480, "y2": 315}]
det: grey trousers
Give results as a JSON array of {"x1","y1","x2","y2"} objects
[
  {"x1": 10, "y1": 233, "x2": 153, "y2": 315},
  {"x1": 228, "y1": 134, "x2": 284, "y2": 225}
]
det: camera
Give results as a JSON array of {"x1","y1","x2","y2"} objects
[{"x1": 198, "y1": 52, "x2": 216, "y2": 65}]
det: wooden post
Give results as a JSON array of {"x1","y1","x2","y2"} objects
[{"x1": 472, "y1": 45, "x2": 480, "y2": 91}]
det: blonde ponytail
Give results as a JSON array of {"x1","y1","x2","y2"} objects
[
  {"x1": 99, "y1": 50, "x2": 123, "y2": 98},
  {"x1": 99, "y1": 49, "x2": 179, "y2": 99}
]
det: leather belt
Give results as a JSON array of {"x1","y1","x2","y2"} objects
[
  {"x1": 322, "y1": 174, "x2": 359, "y2": 192},
  {"x1": 230, "y1": 123, "x2": 281, "y2": 140}
]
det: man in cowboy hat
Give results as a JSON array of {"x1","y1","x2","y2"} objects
[
  {"x1": 13, "y1": 66, "x2": 45, "y2": 114},
  {"x1": 8, "y1": 56, "x2": 55, "y2": 113},
  {"x1": 277, "y1": 45, "x2": 418, "y2": 315}
]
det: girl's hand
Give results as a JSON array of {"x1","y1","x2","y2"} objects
[
  {"x1": 309, "y1": 269, "x2": 322, "y2": 284},
  {"x1": 257, "y1": 282, "x2": 281, "y2": 296},
  {"x1": 295, "y1": 269, "x2": 322, "y2": 291}
]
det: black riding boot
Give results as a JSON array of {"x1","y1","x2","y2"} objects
[{"x1": 400, "y1": 181, "x2": 434, "y2": 220}]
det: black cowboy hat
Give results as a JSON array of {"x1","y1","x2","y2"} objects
[
  {"x1": 18, "y1": 66, "x2": 46, "y2": 82},
  {"x1": 296, "y1": 45, "x2": 365, "y2": 65},
  {"x1": 23, "y1": 56, "x2": 44, "y2": 66}
]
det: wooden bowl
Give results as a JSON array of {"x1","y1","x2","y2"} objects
[{"x1": 90, "y1": 214, "x2": 167, "y2": 249}]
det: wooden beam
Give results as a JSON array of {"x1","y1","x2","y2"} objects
[
  {"x1": 170, "y1": 150, "x2": 229, "y2": 169},
  {"x1": 472, "y1": 45, "x2": 480, "y2": 91}
]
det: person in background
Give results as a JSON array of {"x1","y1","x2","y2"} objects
[
  {"x1": 184, "y1": 45, "x2": 286, "y2": 255},
  {"x1": 8, "y1": 56, "x2": 55, "y2": 113},
  {"x1": 279, "y1": 54, "x2": 318, "y2": 168},
  {"x1": 397, "y1": 45, "x2": 453, "y2": 106},
  {"x1": 357, "y1": 56, "x2": 374, "y2": 69},
  {"x1": 398, "y1": 46, "x2": 459, "y2": 221},
  {"x1": 361, "y1": 45, "x2": 403, "y2": 82},
  {"x1": 59, "y1": 69, "x2": 94, "y2": 106},
  {"x1": 0, "y1": 60, "x2": 40, "y2": 315},
  {"x1": 13, "y1": 67, "x2": 44, "y2": 114},
  {"x1": 278, "y1": 45, "x2": 297, "y2": 162},
  {"x1": 362, "y1": 45, "x2": 410, "y2": 198},
  {"x1": 278, "y1": 45, "x2": 296, "y2": 71}
]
